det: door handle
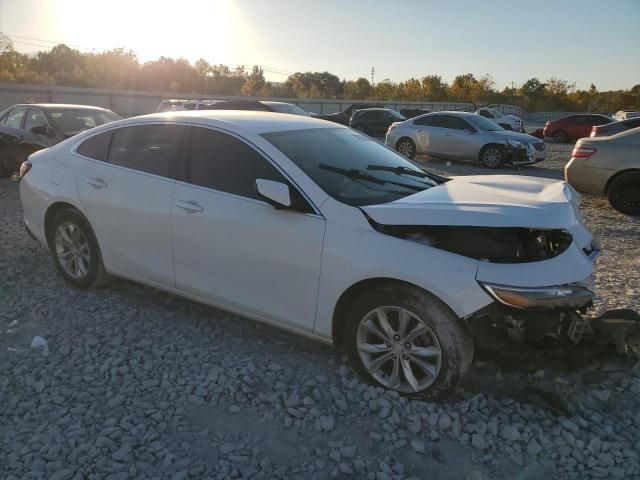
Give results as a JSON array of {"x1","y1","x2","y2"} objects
[
  {"x1": 175, "y1": 200, "x2": 203, "y2": 214},
  {"x1": 86, "y1": 177, "x2": 107, "y2": 189}
]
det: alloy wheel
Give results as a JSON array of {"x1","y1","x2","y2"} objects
[
  {"x1": 356, "y1": 306, "x2": 443, "y2": 394},
  {"x1": 54, "y1": 221, "x2": 91, "y2": 279},
  {"x1": 397, "y1": 140, "x2": 415, "y2": 158},
  {"x1": 482, "y1": 147, "x2": 503, "y2": 168}
]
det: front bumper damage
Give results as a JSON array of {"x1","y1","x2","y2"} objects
[{"x1": 466, "y1": 300, "x2": 640, "y2": 363}]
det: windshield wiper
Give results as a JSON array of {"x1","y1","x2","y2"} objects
[
  {"x1": 319, "y1": 164, "x2": 424, "y2": 191},
  {"x1": 367, "y1": 164, "x2": 430, "y2": 178},
  {"x1": 367, "y1": 164, "x2": 446, "y2": 185}
]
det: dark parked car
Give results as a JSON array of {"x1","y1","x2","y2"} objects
[
  {"x1": 0, "y1": 104, "x2": 121, "y2": 177},
  {"x1": 543, "y1": 114, "x2": 613, "y2": 143},
  {"x1": 400, "y1": 108, "x2": 431, "y2": 119},
  {"x1": 590, "y1": 117, "x2": 640, "y2": 137},
  {"x1": 317, "y1": 104, "x2": 385, "y2": 125},
  {"x1": 349, "y1": 108, "x2": 406, "y2": 136}
]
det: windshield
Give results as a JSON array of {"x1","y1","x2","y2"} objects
[
  {"x1": 265, "y1": 103, "x2": 311, "y2": 116},
  {"x1": 389, "y1": 110, "x2": 406, "y2": 120},
  {"x1": 470, "y1": 115, "x2": 505, "y2": 131},
  {"x1": 262, "y1": 127, "x2": 437, "y2": 206},
  {"x1": 49, "y1": 109, "x2": 121, "y2": 136}
]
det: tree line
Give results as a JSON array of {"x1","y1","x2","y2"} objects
[{"x1": 1, "y1": 33, "x2": 638, "y2": 113}]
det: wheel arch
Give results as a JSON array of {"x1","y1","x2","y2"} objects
[
  {"x1": 44, "y1": 202, "x2": 96, "y2": 249},
  {"x1": 331, "y1": 277, "x2": 457, "y2": 347}
]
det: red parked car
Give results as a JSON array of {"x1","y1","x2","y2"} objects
[{"x1": 543, "y1": 114, "x2": 613, "y2": 143}]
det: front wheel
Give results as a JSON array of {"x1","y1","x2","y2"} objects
[
  {"x1": 396, "y1": 138, "x2": 416, "y2": 159},
  {"x1": 344, "y1": 284, "x2": 473, "y2": 399},
  {"x1": 607, "y1": 172, "x2": 640, "y2": 216},
  {"x1": 480, "y1": 145, "x2": 504, "y2": 168}
]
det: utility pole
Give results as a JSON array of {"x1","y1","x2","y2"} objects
[{"x1": 371, "y1": 67, "x2": 375, "y2": 86}]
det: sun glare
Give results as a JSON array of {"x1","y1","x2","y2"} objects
[{"x1": 54, "y1": 0, "x2": 238, "y2": 64}]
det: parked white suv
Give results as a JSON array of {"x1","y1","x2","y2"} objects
[
  {"x1": 476, "y1": 107, "x2": 524, "y2": 132},
  {"x1": 20, "y1": 111, "x2": 633, "y2": 398}
]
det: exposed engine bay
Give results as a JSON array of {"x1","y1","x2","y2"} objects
[{"x1": 369, "y1": 222, "x2": 573, "y2": 263}]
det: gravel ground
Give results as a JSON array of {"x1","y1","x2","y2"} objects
[{"x1": 1, "y1": 142, "x2": 639, "y2": 480}]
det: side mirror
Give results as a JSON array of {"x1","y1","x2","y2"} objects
[
  {"x1": 30, "y1": 125, "x2": 49, "y2": 135},
  {"x1": 256, "y1": 179, "x2": 291, "y2": 210}
]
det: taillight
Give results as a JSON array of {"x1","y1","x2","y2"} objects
[
  {"x1": 19, "y1": 160, "x2": 32, "y2": 179},
  {"x1": 388, "y1": 122, "x2": 398, "y2": 133},
  {"x1": 590, "y1": 127, "x2": 599, "y2": 137},
  {"x1": 571, "y1": 147, "x2": 597, "y2": 158}
]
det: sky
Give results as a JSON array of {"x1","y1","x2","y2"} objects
[{"x1": 0, "y1": 0, "x2": 639, "y2": 91}]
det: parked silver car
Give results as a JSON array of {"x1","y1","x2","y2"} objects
[{"x1": 386, "y1": 112, "x2": 545, "y2": 168}]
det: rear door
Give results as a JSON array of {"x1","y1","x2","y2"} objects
[
  {"x1": 171, "y1": 126, "x2": 325, "y2": 331},
  {"x1": 412, "y1": 115, "x2": 447, "y2": 155},
  {"x1": 75, "y1": 123, "x2": 187, "y2": 286}
]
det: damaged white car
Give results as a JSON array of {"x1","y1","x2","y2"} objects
[{"x1": 19, "y1": 111, "x2": 640, "y2": 398}]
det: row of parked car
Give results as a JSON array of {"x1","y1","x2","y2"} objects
[{"x1": 1, "y1": 100, "x2": 638, "y2": 215}]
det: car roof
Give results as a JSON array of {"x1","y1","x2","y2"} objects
[
  {"x1": 9, "y1": 103, "x2": 110, "y2": 111},
  {"x1": 121, "y1": 110, "x2": 341, "y2": 134},
  {"x1": 419, "y1": 111, "x2": 477, "y2": 118}
]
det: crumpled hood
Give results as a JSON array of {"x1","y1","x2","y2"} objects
[
  {"x1": 362, "y1": 175, "x2": 583, "y2": 230},
  {"x1": 491, "y1": 130, "x2": 540, "y2": 143}
]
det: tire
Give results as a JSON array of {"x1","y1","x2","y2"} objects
[
  {"x1": 343, "y1": 283, "x2": 474, "y2": 399},
  {"x1": 553, "y1": 130, "x2": 568, "y2": 143},
  {"x1": 396, "y1": 138, "x2": 416, "y2": 159},
  {"x1": 47, "y1": 208, "x2": 111, "y2": 288},
  {"x1": 479, "y1": 145, "x2": 504, "y2": 168},
  {"x1": 607, "y1": 171, "x2": 640, "y2": 216}
]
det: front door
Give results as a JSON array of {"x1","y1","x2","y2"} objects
[{"x1": 171, "y1": 127, "x2": 325, "y2": 331}]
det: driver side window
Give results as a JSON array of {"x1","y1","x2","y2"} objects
[
  {"x1": 479, "y1": 110, "x2": 494, "y2": 118},
  {"x1": 187, "y1": 127, "x2": 314, "y2": 213}
]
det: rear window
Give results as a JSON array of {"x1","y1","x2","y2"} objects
[{"x1": 77, "y1": 131, "x2": 113, "y2": 161}]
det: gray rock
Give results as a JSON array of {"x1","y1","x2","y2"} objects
[
  {"x1": 527, "y1": 439, "x2": 542, "y2": 456},
  {"x1": 500, "y1": 425, "x2": 520, "y2": 442},
  {"x1": 410, "y1": 440, "x2": 426, "y2": 453},
  {"x1": 320, "y1": 415, "x2": 335, "y2": 432},
  {"x1": 471, "y1": 434, "x2": 487, "y2": 450}
]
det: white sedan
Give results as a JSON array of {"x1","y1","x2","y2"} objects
[{"x1": 20, "y1": 111, "x2": 604, "y2": 398}]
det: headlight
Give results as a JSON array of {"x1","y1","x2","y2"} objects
[
  {"x1": 480, "y1": 282, "x2": 594, "y2": 311},
  {"x1": 507, "y1": 139, "x2": 527, "y2": 149}
]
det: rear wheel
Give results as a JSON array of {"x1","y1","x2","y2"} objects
[
  {"x1": 47, "y1": 209, "x2": 111, "y2": 288},
  {"x1": 480, "y1": 145, "x2": 504, "y2": 168},
  {"x1": 607, "y1": 172, "x2": 640, "y2": 216},
  {"x1": 343, "y1": 284, "x2": 473, "y2": 399},
  {"x1": 396, "y1": 138, "x2": 416, "y2": 159},
  {"x1": 553, "y1": 130, "x2": 568, "y2": 143}
]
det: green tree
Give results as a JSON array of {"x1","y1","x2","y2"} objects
[{"x1": 242, "y1": 65, "x2": 266, "y2": 96}]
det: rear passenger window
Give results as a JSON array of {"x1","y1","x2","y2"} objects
[
  {"x1": 188, "y1": 127, "x2": 283, "y2": 199},
  {"x1": 108, "y1": 124, "x2": 186, "y2": 179},
  {"x1": 77, "y1": 131, "x2": 112, "y2": 161}
]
